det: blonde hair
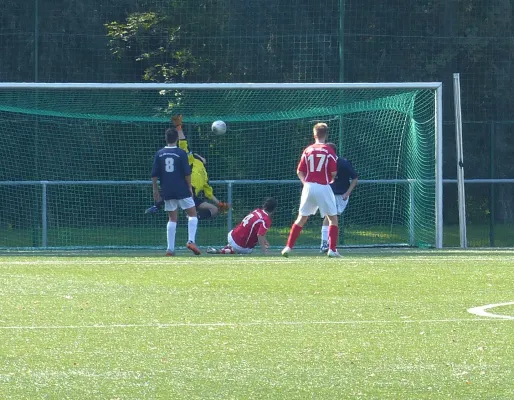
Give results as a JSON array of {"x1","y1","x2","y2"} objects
[{"x1": 313, "y1": 123, "x2": 328, "y2": 140}]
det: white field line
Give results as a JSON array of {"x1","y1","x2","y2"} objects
[
  {"x1": 0, "y1": 317, "x2": 509, "y2": 330},
  {"x1": 467, "y1": 302, "x2": 514, "y2": 320}
]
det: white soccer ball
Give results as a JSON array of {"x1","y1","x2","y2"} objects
[{"x1": 211, "y1": 120, "x2": 227, "y2": 135}]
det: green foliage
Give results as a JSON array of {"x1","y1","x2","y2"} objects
[{"x1": 105, "y1": 11, "x2": 201, "y2": 82}]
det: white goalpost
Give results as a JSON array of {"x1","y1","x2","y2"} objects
[{"x1": 0, "y1": 82, "x2": 443, "y2": 249}]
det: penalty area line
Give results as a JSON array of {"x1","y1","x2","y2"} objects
[{"x1": 0, "y1": 317, "x2": 505, "y2": 330}]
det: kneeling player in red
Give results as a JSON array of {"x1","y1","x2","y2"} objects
[{"x1": 207, "y1": 198, "x2": 277, "y2": 255}]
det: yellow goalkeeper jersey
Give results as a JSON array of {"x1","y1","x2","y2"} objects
[{"x1": 179, "y1": 138, "x2": 214, "y2": 200}]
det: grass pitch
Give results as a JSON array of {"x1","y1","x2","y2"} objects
[{"x1": 0, "y1": 249, "x2": 513, "y2": 399}]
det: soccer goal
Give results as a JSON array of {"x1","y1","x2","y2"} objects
[{"x1": 0, "y1": 82, "x2": 442, "y2": 250}]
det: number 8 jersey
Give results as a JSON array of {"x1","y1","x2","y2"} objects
[
  {"x1": 151, "y1": 145, "x2": 192, "y2": 200},
  {"x1": 297, "y1": 143, "x2": 337, "y2": 185}
]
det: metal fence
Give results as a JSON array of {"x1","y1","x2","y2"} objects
[{"x1": 1, "y1": 179, "x2": 512, "y2": 249}]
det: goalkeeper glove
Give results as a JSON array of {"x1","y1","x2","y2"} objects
[
  {"x1": 172, "y1": 114, "x2": 183, "y2": 129},
  {"x1": 217, "y1": 202, "x2": 230, "y2": 212}
]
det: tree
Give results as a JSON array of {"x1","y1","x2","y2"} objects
[{"x1": 104, "y1": 0, "x2": 340, "y2": 83}]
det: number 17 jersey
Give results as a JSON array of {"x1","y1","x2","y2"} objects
[{"x1": 297, "y1": 143, "x2": 337, "y2": 185}]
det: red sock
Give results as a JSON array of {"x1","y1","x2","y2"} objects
[
  {"x1": 328, "y1": 225, "x2": 339, "y2": 251},
  {"x1": 286, "y1": 223, "x2": 303, "y2": 249},
  {"x1": 221, "y1": 245, "x2": 234, "y2": 254}
]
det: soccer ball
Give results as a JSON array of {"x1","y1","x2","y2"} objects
[{"x1": 211, "y1": 120, "x2": 227, "y2": 135}]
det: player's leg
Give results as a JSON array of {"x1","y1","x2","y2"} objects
[
  {"x1": 282, "y1": 183, "x2": 316, "y2": 257},
  {"x1": 326, "y1": 195, "x2": 348, "y2": 255},
  {"x1": 326, "y1": 214, "x2": 342, "y2": 257},
  {"x1": 282, "y1": 214, "x2": 309, "y2": 257},
  {"x1": 197, "y1": 201, "x2": 218, "y2": 220},
  {"x1": 207, "y1": 246, "x2": 225, "y2": 254},
  {"x1": 215, "y1": 231, "x2": 252, "y2": 255},
  {"x1": 181, "y1": 198, "x2": 201, "y2": 255},
  {"x1": 228, "y1": 231, "x2": 254, "y2": 255},
  {"x1": 207, "y1": 244, "x2": 252, "y2": 255},
  {"x1": 325, "y1": 214, "x2": 341, "y2": 255},
  {"x1": 207, "y1": 230, "x2": 234, "y2": 254},
  {"x1": 317, "y1": 188, "x2": 342, "y2": 257},
  {"x1": 320, "y1": 216, "x2": 330, "y2": 253},
  {"x1": 164, "y1": 200, "x2": 179, "y2": 256},
  {"x1": 321, "y1": 195, "x2": 346, "y2": 253}
]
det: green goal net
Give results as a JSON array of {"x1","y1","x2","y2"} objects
[{"x1": 0, "y1": 83, "x2": 442, "y2": 250}]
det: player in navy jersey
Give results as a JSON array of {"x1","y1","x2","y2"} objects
[
  {"x1": 206, "y1": 198, "x2": 277, "y2": 255},
  {"x1": 282, "y1": 123, "x2": 343, "y2": 258},
  {"x1": 151, "y1": 127, "x2": 201, "y2": 256},
  {"x1": 319, "y1": 143, "x2": 359, "y2": 253}
]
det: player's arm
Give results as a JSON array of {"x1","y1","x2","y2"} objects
[
  {"x1": 343, "y1": 177, "x2": 358, "y2": 200},
  {"x1": 256, "y1": 222, "x2": 270, "y2": 254},
  {"x1": 177, "y1": 131, "x2": 189, "y2": 153},
  {"x1": 173, "y1": 114, "x2": 195, "y2": 164},
  {"x1": 172, "y1": 114, "x2": 184, "y2": 137},
  {"x1": 328, "y1": 151, "x2": 338, "y2": 183},
  {"x1": 178, "y1": 137, "x2": 189, "y2": 152},
  {"x1": 151, "y1": 177, "x2": 161, "y2": 202},
  {"x1": 297, "y1": 170, "x2": 307, "y2": 184},
  {"x1": 177, "y1": 134, "x2": 194, "y2": 165},
  {"x1": 257, "y1": 234, "x2": 270, "y2": 255},
  {"x1": 297, "y1": 154, "x2": 307, "y2": 184},
  {"x1": 151, "y1": 155, "x2": 161, "y2": 202},
  {"x1": 343, "y1": 164, "x2": 359, "y2": 200}
]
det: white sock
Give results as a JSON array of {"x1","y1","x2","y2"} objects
[
  {"x1": 321, "y1": 225, "x2": 329, "y2": 243},
  {"x1": 188, "y1": 216, "x2": 198, "y2": 243},
  {"x1": 167, "y1": 221, "x2": 177, "y2": 252}
]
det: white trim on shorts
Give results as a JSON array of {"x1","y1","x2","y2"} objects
[
  {"x1": 164, "y1": 197, "x2": 195, "y2": 211},
  {"x1": 298, "y1": 182, "x2": 337, "y2": 217},
  {"x1": 227, "y1": 231, "x2": 254, "y2": 254}
]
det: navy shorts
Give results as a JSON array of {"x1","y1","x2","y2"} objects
[{"x1": 193, "y1": 195, "x2": 206, "y2": 208}]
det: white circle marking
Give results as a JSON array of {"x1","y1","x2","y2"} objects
[{"x1": 467, "y1": 301, "x2": 514, "y2": 320}]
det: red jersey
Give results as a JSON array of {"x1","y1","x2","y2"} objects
[
  {"x1": 231, "y1": 208, "x2": 272, "y2": 249},
  {"x1": 297, "y1": 143, "x2": 337, "y2": 185}
]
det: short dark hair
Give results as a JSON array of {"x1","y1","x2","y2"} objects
[
  {"x1": 165, "y1": 128, "x2": 178, "y2": 144},
  {"x1": 262, "y1": 197, "x2": 277, "y2": 213},
  {"x1": 313, "y1": 122, "x2": 328, "y2": 139},
  {"x1": 326, "y1": 142, "x2": 337, "y2": 152}
]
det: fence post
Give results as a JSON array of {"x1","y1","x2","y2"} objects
[
  {"x1": 227, "y1": 181, "x2": 233, "y2": 232},
  {"x1": 489, "y1": 121, "x2": 495, "y2": 247},
  {"x1": 41, "y1": 181, "x2": 48, "y2": 247},
  {"x1": 409, "y1": 182, "x2": 415, "y2": 246},
  {"x1": 34, "y1": 0, "x2": 39, "y2": 82}
]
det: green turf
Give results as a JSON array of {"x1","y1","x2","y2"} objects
[{"x1": 0, "y1": 249, "x2": 513, "y2": 399}]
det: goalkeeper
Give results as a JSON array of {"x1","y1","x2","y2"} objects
[{"x1": 145, "y1": 115, "x2": 230, "y2": 220}]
